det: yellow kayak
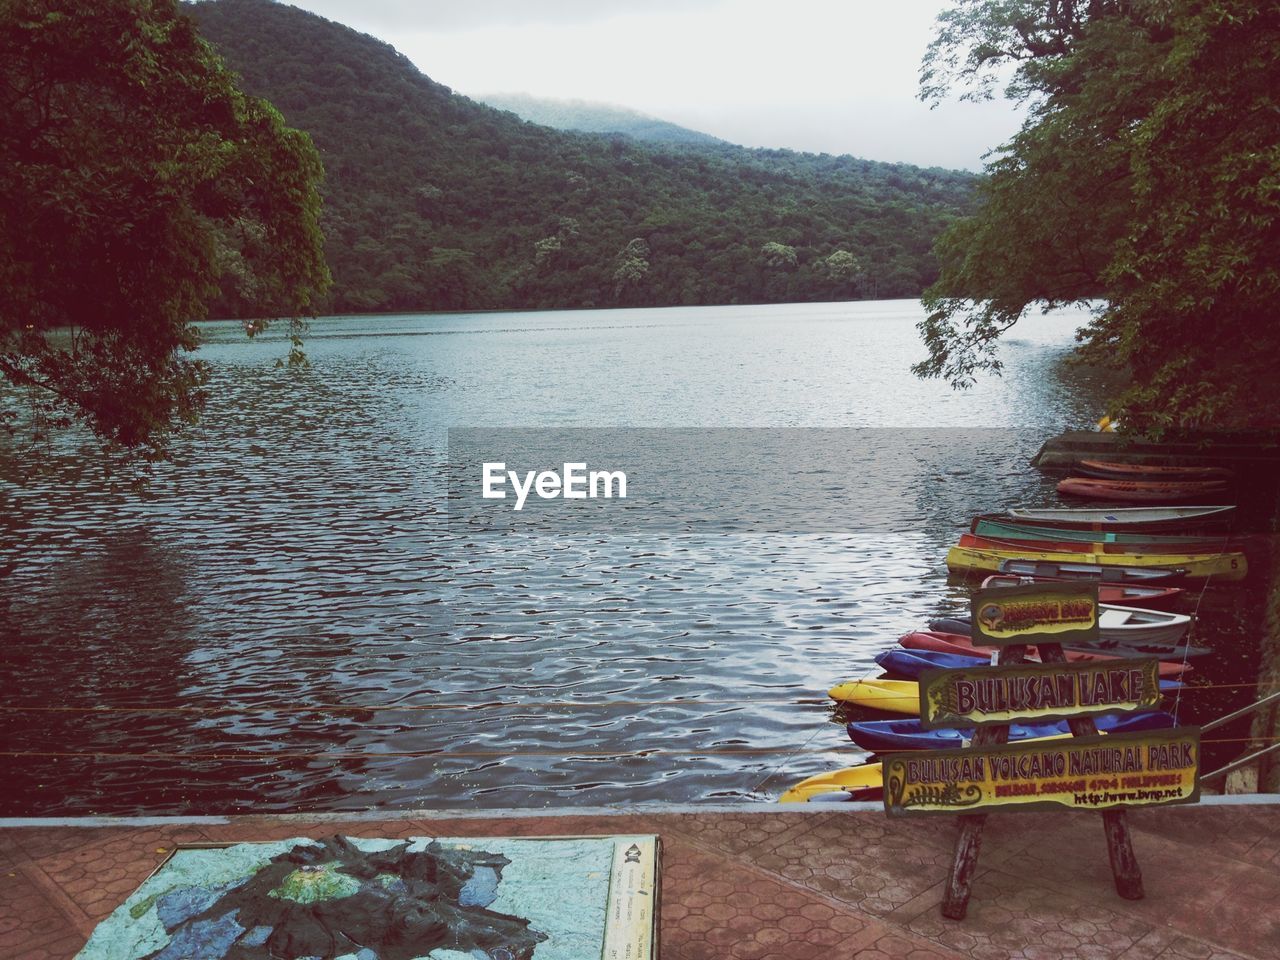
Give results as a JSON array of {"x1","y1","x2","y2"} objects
[
  {"x1": 946, "y1": 544, "x2": 1246, "y2": 581},
  {"x1": 778, "y1": 727, "x2": 1096, "y2": 803},
  {"x1": 828, "y1": 677, "x2": 921, "y2": 715},
  {"x1": 779, "y1": 763, "x2": 883, "y2": 803}
]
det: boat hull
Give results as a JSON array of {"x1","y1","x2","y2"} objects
[
  {"x1": 898, "y1": 630, "x2": 1191, "y2": 677},
  {"x1": 1006, "y1": 505, "x2": 1236, "y2": 528},
  {"x1": 778, "y1": 763, "x2": 883, "y2": 803},
  {"x1": 1076, "y1": 460, "x2": 1232, "y2": 482},
  {"x1": 1058, "y1": 477, "x2": 1231, "y2": 503},
  {"x1": 932, "y1": 604, "x2": 1191, "y2": 647},
  {"x1": 974, "y1": 517, "x2": 1231, "y2": 550},
  {"x1": 961, "y1": 532, "x2": 1229, "y2": 556},
  {"x1": 948, "y1": 544, "x2": 1247, "y2": 581},
  {"x1": 980, "y1": 574, "x2": 1184, "y2": 610},
  {"x1": 847, "y1": 712, "x2": 1175, "y2": 753},
  {"x1": 827, "y1": 678, "x2": 920, "y2": 715},
  {"x1": 997, "y1": 559, "x2": 1186, "y2": 584}
]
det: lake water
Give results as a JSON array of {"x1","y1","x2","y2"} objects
[{"x1": 0, "y1": 301, "x2": 1259, "y2": 814}]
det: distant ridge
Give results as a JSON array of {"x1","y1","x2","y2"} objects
[
  {"x1": 191, "y1": 0, "x2": 978, "y2": 317},
  {"x1": 479, "y1": 93, "x2": 726, "y2": 146}
]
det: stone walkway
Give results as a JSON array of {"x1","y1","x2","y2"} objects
[{"x1": 2, "y1": 800, "x2": 1277, "y2": 959}]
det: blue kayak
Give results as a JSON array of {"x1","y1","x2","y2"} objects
[
  {"x1": 848, "y1": 710, "x2": 1177, "y2": 752},
  {"x1": 877, "y1": 648, "x2": 1182, "y2": 694},
  {"x1": 876, "y1": 648, "x2": 986, "y2": 675}
]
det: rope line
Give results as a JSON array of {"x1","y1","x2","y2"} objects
[
  {"x1": 1169, "y1": 525, "x2": 1231, "y2": 723},
  {"x1": 0, "y1": 681, "x2": 1269, "y2": 714},
  {"x1": 2, "y1": 735, "x2": 1275, "y2": 762}
]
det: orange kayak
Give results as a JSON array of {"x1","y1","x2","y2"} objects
[
  {"x1": 1058, "y1": 477, "x2": 1231, "y2": 503},
  {"x1": 1077, "y1": 460, "x2": 1233, "y2": 482}
]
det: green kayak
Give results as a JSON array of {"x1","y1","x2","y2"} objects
[{"x1": 972, "y1": 516, "x2": 1232, "y2": 547}]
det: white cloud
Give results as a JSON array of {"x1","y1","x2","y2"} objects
[{"x1": 281, "y1": 0, "x2": 1025, "y2": 169}]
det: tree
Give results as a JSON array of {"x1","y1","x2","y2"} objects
[
  {"x1": 915, "y1": 0, "x2": 1280, "y2": 433},
  {"x1": 760, "y1": 241, "x2": 799, "y2": 270},
  {"x1": 0, "y1": 0, "x2": 329, "y2": 461},
  {"x1": 823, "y1": 249, "x2": 866, "y2": 298},
  {"x1": 612, "y1": 238, "x2": 650, "y2": 300}
]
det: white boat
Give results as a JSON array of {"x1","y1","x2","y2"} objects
[
  {"x1": 1096, "y1": 604, "x2": 1192, "y2": 647},
  {"x1": 955, "y1": 603, "x2": 1191, "y2": 646},
  {"x1": 1005, "y1": 505, "x2": 1235, "y2": 526},
  {"x1": 998, "y1": 559, "x2": 1186, "y2": 583}
]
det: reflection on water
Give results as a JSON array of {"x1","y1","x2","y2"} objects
[{"x1": 0, "y1": 301, "x2": 1259, "y2": 814}]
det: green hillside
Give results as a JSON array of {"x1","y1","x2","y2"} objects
[
  {"x1": 190, "y1": 0, "x2": 978, "y2": 316},
  {"x1": 478, "y1": 93, "x2": 726, "y2": 146}
]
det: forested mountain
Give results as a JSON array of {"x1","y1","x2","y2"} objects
[
  {"x1": 478, "y1": 93, "x2": 726, "y2": 146},
  {"x1": 190, "y1": 0, "x2": 979, "y2": 316}
]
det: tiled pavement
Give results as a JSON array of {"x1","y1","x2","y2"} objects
[{"x1": 1, "y1": 802, "x2": 1277, "y2": 959}]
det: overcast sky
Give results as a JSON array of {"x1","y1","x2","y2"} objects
[{"x1": 284, "y1": 0, "x2": 1025, "y2": 171}]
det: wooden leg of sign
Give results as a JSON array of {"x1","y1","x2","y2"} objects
[
  {"x1": 942, "y1": 811, "x2": 988, "y2": 920},
  {"x1": 1102, "y1": 810, "x2": 1145, "y2": 899},
  {"x1": 1037, "y1": 642, "x2": 1145, "y2": 901},
  {"x1": 941, "y1": 645, "x2": 1025, "y2": 921}
]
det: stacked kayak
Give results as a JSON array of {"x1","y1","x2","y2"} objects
[
  {"x1": 779, "y1": 763, "x2": 884, "y2": 803},
  {"x1": 1058, "y1": 477, "x2": 1230, "y2": 503},
  {"x1": 874, "y1": 648, "x2": 1187, "y2": 688},
  {"x1": 1005, "y1": 505, "x2": 1236, "y2": 529},
  {"x1": 980, "y1": 574, "x2": 1183, "y2": 610},
  {"x1": 930, "y1": 603, "x2": 1192, "y2": 648},
  {"x1": 1074, "y1": 460, "x2": 1233, "y2": 482},
  {"x1": 959, "y1": 532, "x2": 1233, "y2": 557},
  {"x1": 898, "y1": 630, "x2": 1192, "y2": 677},
  {"x1": 997, "y1": 558, "x2": 1187, "y2": 584},
  {"x1": 876, "y1": 648, "x2": 983, "y2": 677},
  {"x1": 972, "y1": 516, "x2": 1232, "y2": 551},
  {"x1": 847, "y1": 710, "x2": 1176, "y2": 753},
  {"x1": 829, "y1": 670, "x2": 1182, "y2": 716},
  {"x1": 779, "y1": 462, "x2": 1238, "y2": 804},
  {"x1": 826, "y1": 678, "x2": 922, "y2": 715},
  {"x1": 931, "y1": 624, "x2": 1208, "y2": 660},
  {"x1": 947, "y1": 542, "x2": 1246, "y2": 581}
]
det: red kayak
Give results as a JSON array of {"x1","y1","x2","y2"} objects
[
  {"x1": 1077, "y1": 460, "x2": 1233, "y2": 482},
  {"x1": 1058, "y1": 476, "x2": 1231, "y2": 504},
  {"x1": 980, "y1": 574, "x2": 1184, "y2": 610},
  {"x1": 899, "y1": 630, "x2": 1192, "y2": 678}
]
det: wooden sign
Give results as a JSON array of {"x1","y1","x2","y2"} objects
[
  {"x1": 883, "y1": 726, "x2": 1200, "y2": 816},
  {"x1": 913, "y1": 636, "x2": 1177, "y2": 919},
  {"x1": 917, "y1": 658, "x2": 1162, "y2": 729},
  {"x1": 970, "y1": 581, "x2": 1099, "y2": 647}
]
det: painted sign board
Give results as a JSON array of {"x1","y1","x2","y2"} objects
[
  {"x1": 970, "y1": 581, "x2": 1099, "y2": 647},
  {"x1": 883, "y1": 726, "x2": 1199, "y2": 817},
  {"x1": 917, "y1": 658, "x2": 1162, "y2": 729}
]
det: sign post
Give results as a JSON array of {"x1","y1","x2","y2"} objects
[{"x1": 882, "y1": 582, "x2": 1200, "y2": 920}]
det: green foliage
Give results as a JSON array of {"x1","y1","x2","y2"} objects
[
  {"x1": 761, "y1": 242, "x2": 799, "y2": 270},
  {"x1": 916, "y1": 0, "x2": 1280, "y2": 433},
  {"x1": 0, "y1": 0, "x2": 329, "y2": 459},
  {"x1": 612, "y1": 238, "x2": 651, "y2": 302},
  {"x1": 191, "y1": 0, "x2": 978, "y2": 317}
]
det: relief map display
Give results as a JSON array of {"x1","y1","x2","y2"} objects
[{"x1": 76, "y1": 834, "x2": 658, "y2": 960}]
